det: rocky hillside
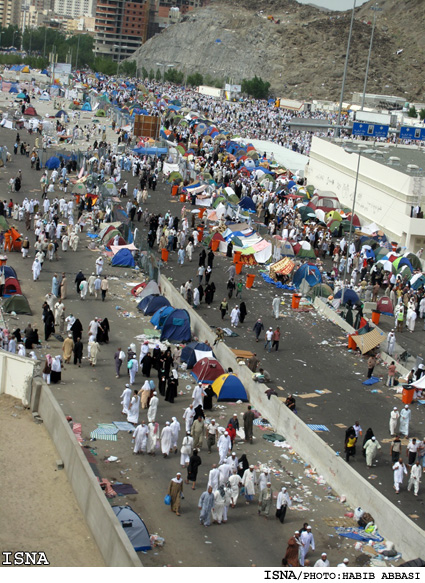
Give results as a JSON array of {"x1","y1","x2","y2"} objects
[{"x1": 131, "y1": 0, "x2": 425, "y2": 102}]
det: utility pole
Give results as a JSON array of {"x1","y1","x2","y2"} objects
[
  {"x1": 335, "y1": 0, "x2": 356, "y2": 137},
  {"x1": 360, "y1": 3, "x2": 383, "y2": 111},
  {"x1": 43, "y1": 27, "x2": 47, "y2": 58},
  {"x1": 75, "y1": 33, "x2": 81, "y2": 70}
]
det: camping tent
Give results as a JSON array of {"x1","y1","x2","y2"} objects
[
  {"x1": 2, "y1": 266, "x2": 17, "y2": 279},
  {"x1": 181, "y1": 342, "x2": 214, "y2": 369},
  {"x1": 160, "y1": 309, "x2": 191, "y2": 343},
  {"x1": 308, "y1": 283, "x2": 333, "y2": 299},
  {"x1": 150, "y1": 305, "x2": 174, "y2": 328},
  {"x1": 137, "y1": 280, "x2": 160, "y2": 301},
  {"x1": 334, "y1": 288, "x2": 360, "y2": 305},
  {"x1": 138, "y1": 294, "x2": 170, "y2": 316},
  {"x1": 2, "y1": 294, "x2": 31, "y2": 314},
  {"x1": 130, "y1": 282, "x2": 146, "y2": 297},
  {"x1": 293, "y1": 263, "x2": 322, "y2": 288},
  {"x1": 112, "y1": 506, "x2": 151, "y2": 552},
  {"x1": 82, "y1": 102, "x2": 92, "y2": 111},
  {"x1": 45, "y1": 156, "x2": 60, "y2": 169},
  {"x1": 3, "y1": 277, "x2": 22, "y2": 296},
  {"x1": 212, "y1": 373, "x2": 248, "y2": 402},
  {"x1": 238, "y1": 197, "x2": 256, "y2": 212},
  {"x1": 111, "y1": 248, "x2": 135, "y2": 267},
  {"x1": 23, "y1": 106, "x2": 37, "y2": 116},
  {"x1": 376, "y1": 296, "x2": 394, "y2": 315},
  {"x1": 191, "y1": 357, "x2": 225, "y2": 384},
  {"x1": 55, "y1": 109, "x2": 67, "y2": 118},
  {"x1": 410, "y1": 273, "x2": 425, "y2": 290}
]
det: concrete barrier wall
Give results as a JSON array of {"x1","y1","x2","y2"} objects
[
  {"x1": 0, "y1": 350, "x2": 36, "y2": 404},
  {"x1": 161, "y1": 275, "x2": 425, "y2": 561},
  {"x1": 33, "y1": 379, "x2": 142, "y2": 567}
]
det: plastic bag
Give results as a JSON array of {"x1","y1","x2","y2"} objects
[
  {"x1": 164, "y1": 494, "x2": 171, "y2": 505},
  {"x1": 354, "y1": 506, "x2": 364, "y2": 520}
]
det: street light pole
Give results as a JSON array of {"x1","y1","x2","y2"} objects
[
  {"x1": 341, "y1": 148, "x2": 362, "y2": 305},
  {"x1": 336, "y1": 0, "x2": 356, "y2": 138},
  {"x1": 360, "y1": 3, "x2": 382, "y2": 111},
  {"x1": 75, "y1": 33, "x2": 81, "y2": 70}
]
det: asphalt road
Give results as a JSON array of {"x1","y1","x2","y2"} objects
[{"x1": 0, "y1": 122, "x2": 422, "y2": 567}]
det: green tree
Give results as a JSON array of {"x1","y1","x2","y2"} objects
[
  {"x1": 141, "y1": 66, "x2": 148, "y2": 79},
  {"x1": 186, "y1": 72, "x2": 203, "y2": 87},
  {"x1": 164, "y1": 68, "x2": 184, "y2": 84},
  {"x1": 0, "y1": 25, "x2": 21, "y2": 49},
  {"x1": 93, "y1": 56, "x2": 117, "y2": 76},
  {"x1": 148, "y1": 68, "x2": 155, "y2": 80},
  {"x1": 155, "y1": 68, "x2": 162, "y2": 82},
  {"x1": 419, "y1": 109, "x2": 425, "y2": 121},
  {"x1": 408, "y1": 105, "x2": 417, "y2": 118},
  {"x1": 121, "y1": 60, "x2": 137, "y2": 76},
  {"x1": 241, "y1": 76, "x2": 271, "y2": 100}
]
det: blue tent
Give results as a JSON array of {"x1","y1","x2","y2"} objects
[
  {"x1": 2, "y1": 266, "x2": 17, "y2": 279},
  {"x1": 9, "y1": 86, "x2": 19, "y2": 93},
  {"x1": 55, "y1": 109, "x2": 67, "y2": 117},
  {"x1": 411, "y1": 274, "x2": 425, "y2": 290},
  {"x1": 160, "y1": 309, "x2": 191, "y2": 343},
  {"x1": 335, "y1": 288, "x2": 360, "y2": 305},
  {"x1": 212, "y1": 373, "x2": 248, "y2": 402},
  {"x1": 82, "y1": 102, "x2": 92, "y2": 111},
  {"x1": 111, "y1": 248, "x2": 135, "y2": 267},
  {"x1": 238, "y1": 197, "x2": 256, "y2": 211},
  {"x1": 112, "y1": 506, "x2": 151, "y2": 552},
  {"x1": 41, "y1": 69, "x2": 50, "y2": 75},
  {"x1": 293, "y1": 263, "x2": 322, "y2": 288},
  {"x1": 138, "y1": 294, "x2": 170, "y2": 315},
  {"x1": 45, "y1": 156, "x2": 60, "y2": 169},
  {"x1": 181, "y1": 341, "x2": 213, "y2": 369},
  {"x1": 150, "y1": 305, "x2": 174, "y2": 328}
]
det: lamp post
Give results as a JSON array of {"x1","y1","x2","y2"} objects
[
  {"x1": 335, "y1": 0, "x2": 356, "y2": 138},
  {"x1": 12, "y1": 30, "x2": 16, "y2": 48},
  {"x1": 360, "y1": 3, "x2": 383, "y2": 111},
  {"x1": 115, "y1": 44, "x2": 128, "y2": 77},
  {"x1": 340, "y1": 147, "x2": 362, "y2": 306},
  {"x1": 75, "y1": 33, "x2": 81, "y2": 70}
]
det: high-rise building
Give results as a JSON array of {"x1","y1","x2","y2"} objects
[
  {"x1": 0, "y1": 0, "x2": 22, "y2": 27},
  {"x1": 53, "y1": 0, "x2": 95, "y2": 19},
  {"x1": 94, "y1": 0, "x2": 151, "y2": 61}
]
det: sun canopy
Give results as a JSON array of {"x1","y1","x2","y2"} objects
[
  {"x1": 212, "y1": 373, "x2": 248, "y2": 402},
  {"x1": 352, "y1": 327, "x2": 385, "y2": 354},
  {"x1": 191, "y1": 357, "x2": 225, "y2": 384}
]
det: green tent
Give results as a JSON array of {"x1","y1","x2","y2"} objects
[
  {"x1": 212, "y1": 196, "x2": 226, "y2": 208},
  {"x1": 308, "y1": 283, "x2": 333, "y2": 299},
  {"x1": 404, "y1": 253, "x2": 422, "y2": 270},
  {"x1": 95, "y1": 109, "x2": 106, "y2": 117},
  {"x1": 3, "y1": 294, "x2": 31, "y2": 315}
]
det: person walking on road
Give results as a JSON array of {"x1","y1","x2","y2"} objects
[
  {"x1": 399, "y1": 405, "x2": 411, "y2": 438},
  {"x1": 393, "y1": 458, "x2": 408, "y2": 493},
  {"x1": 167, "y1": 472, "x2": 183, "y2": 516},
  {"x1": 253, "y1": 318, "x2": 264, "y2": 342},
  {"x1": 275, "y1": 486, "x2": 291, "y2": 523},
  {"x1": 264, "y1": 327, "x2": 273, "y2": 352},
  {"x1": 363, "y1": 435, "x2": 381, "y2": 467},
  {"x1": 407, "y1": 460, "x2": 421, "y2": 496},
  {"x1": 389, "y1": 407, "x2": 399, "y2": 435},
  {"x1": 272, "y1": 295, "x2": 280, "y2": 319},
  {"x1": 198, "y1": 485, "x2": 214, "y2": 526}
]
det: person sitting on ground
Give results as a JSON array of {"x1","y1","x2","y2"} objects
[
  {"x1": 285, "y1": 394, "x2": 296, "y2": 413},
  {"x1": 252, "y1": 368, "x2": 271, "y2": 383}
]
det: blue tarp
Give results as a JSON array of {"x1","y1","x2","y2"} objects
[
  {"x1": 362, "y1": 377, "x2": 380, "y2": 385},
  {"x1": 111, "y1": 248, "x2": 135, "y2": 267},
  {"x1": 261, "y1": 273, "x2": 296, "y2": 290},
  {"x1": 181, "y1": 341, "x2": 212, "y2": 369},
  {"x1": 160, "y1": 309, "x2": 191, "y2": 343},
  {"x1": 293, "y1": 263, "x2": 322, "y2": 288},
  {"x1": 150, "y1": 305, "x2": 174, "y2": 328},
  {"x1": 132, "y1": 147, "x2": 167, "y2": 156}
]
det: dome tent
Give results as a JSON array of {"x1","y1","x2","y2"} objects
[
  {"x1": 137, "y1": 294, "x2": 170, "y2": 316},
  {"x1": 111, "y1": 248, "x2": 135, "y2": 267},
  {"x1": 3, "y1": 294, "x2": 31, "y2": 315},
  {"x1": 191, "y1": 357, "x2": 225, "y2": 384},
  {"x1": 212, "y1": 374, "x2": 248, "y2": 402},
  {"x1": 160, "y1": 309, "x2": 191, "y2": 343},
  {"x1": 112, "y1": 506, "x2": 151, "y2": 552},
  {"x1": 150, "y1": 305, "x2": 174, "y2": 328},
  {"x1": 181, "y1": 341, "x2": 213, "y2": 369}
]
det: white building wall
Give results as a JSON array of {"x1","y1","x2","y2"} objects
[{"x1": 306, "y1": 137, "x2": 425, "y2": 250}]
